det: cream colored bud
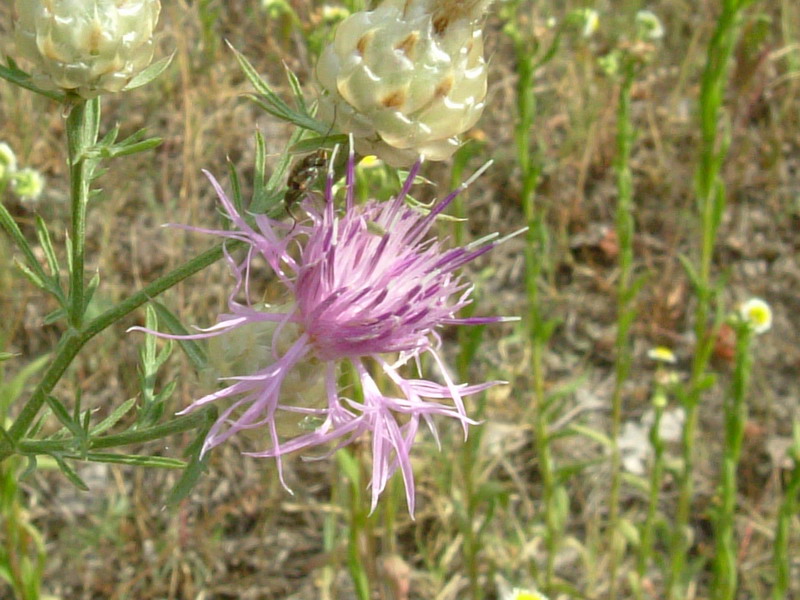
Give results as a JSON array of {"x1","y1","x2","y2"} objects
[
  {"x1": 315, "y1": 0, "x2": 491, "y2": 166},
  {"x1": 13, "y1": 0, "x2": 161, "y2": 99},
  {"x1": 11, "y1": 168, "x2": 46, "y2": 200},
  {"x1": 0, "y1": 143, "x2": 18, "y2": 182}
]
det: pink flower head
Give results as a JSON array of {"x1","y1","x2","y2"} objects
[{"x1": 133, "y1": 145, "x2": 515, "y2": 514}]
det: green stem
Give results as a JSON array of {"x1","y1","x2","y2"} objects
[
  {"x1": 518, "y1": 52, "x2": 557, "y2": 598},
  {"x1": 16, "y1": 405, "x2": 215, "y2": 454},
  {"x1": 667, "y1": 2, "x2": 750, "y2": 596},
  {"x1": 712, "y1": 324, "x2": 752, "y2": 600},
  {"x1": 66, "y1": 98, "x2": 100, "y2": 329},
  {"x1": 608, "y1": 60, "x2": 638, "y2": 600},
  {"x1": 635, "y1": 390, "x2": 667, "y2": 600},
  {"x1": 0, "y1": 241, "x2": 238, "y2": 463},
  {"x1": 772, "y1": 424, "x2": 800, "y2": 600},
  {"x1": 510, "y1": 15, "x2": 560, "y2": 591}
]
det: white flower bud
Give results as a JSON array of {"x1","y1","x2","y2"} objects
[
  {"x1": 0, "y1": 142, "x2": 18, "y2": 182},
  {"x1": 13, "y1": 0, "x2": 161, "y2": 99},
  {"x1": 316, "y1": 0, "x2": 491, "y2": 166},
  {"x1": 635, "y1": 10, "x2": 665, "y2": 41},
  {"x1": 11, "y1": 168, "x2": 46, "y2": 201}
]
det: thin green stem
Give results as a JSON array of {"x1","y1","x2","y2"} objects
[
  {"x1": 635, "y1": 390, "x2": 668, "y2": 600},
  {"x1": 772, "y1": 424, "x2": 800, "y2": 600},
  {"x1": 712, "y1": 323, "x2": 752, "y2": 600},
  {"x1": 514, "y1": 34, "x2": 558, "y2": 593},
  {"x1": 608, "y1": 60, "x2": 638, "y2": 600},
  {"x1": 506, "y1": 9, "x2": 566, "y2": 589},
  {"x1": 65, "y1": 99, "x2": 100, "y2": 329},
  {"x1": 667, "y1": 2, "x2": 751, "y2": 597},
  {"x1": 0, "y1": 241, "x2": 238, "y2": 463},
  {"x1": 17, "y1": 405, "x2": 216, "y2": 455}
]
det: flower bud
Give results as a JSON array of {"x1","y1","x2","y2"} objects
[
  {"x1": 13, "y1": 0, "x2": 161, "y2": 99},
  {"x1": 316, "y1": 0, "x2": 492, "y2": 166},
  {"x1": 11, "y1": 168, "x2": 46, "y2": 201},
  {"x1": 0, "y1": 142, "x2": 18, "y2": 182}
]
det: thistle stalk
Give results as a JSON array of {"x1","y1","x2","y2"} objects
[{"x1": 66, "y1": 98, "x2": 100, "y2": 328}]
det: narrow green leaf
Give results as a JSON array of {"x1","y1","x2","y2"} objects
[
  {"x1": 677, "y1": 253, "x2": 701, "y2": 293},
  {"x1": 90, "y1": 398, "x2": 137, "y2": 436},
  {"x1": 561, "y1": 423, "x2": 613, "y2": 448},
  {"x1": 98, "y1": 123, "x2": 120, "y2": 147},
  {"x1": 20, "y1": 455, "x2": 38, "y2": 480},
  {"x1": 73, "y1": 452, "x2": 185, "y2": 469},
  {"x1": 290, "y1": 134, "x2": 348, "y2": 154},
  {"x1": 0, "y1": 352, "x2": 17, "y2": 362},
  {"x1": 153, "y1": 379, "x2": 177, "y2": 405},
  {"x1": 105, "y1": 137, "x2": 162, "y2": 158},
  {"x1": 34, "y1": 216, "x2": 60, "y2": 280},
  {"x1": 0, "y1": 63, "x2": 65, "y2": 101},
  {"x1": 44, "y1": 395, "x2": 85, "y2": 441},
  {"x1": 151, "y1": 301, "x2": 208, "y2": 372},
  {"x1": 83, "y1": 270, "x2": 100, "y2": 313},
  {"x1": 227, "y1": 158, "x2": 245, "y2": 216},
  {"x1": 336, "y1": 448, "x2": 361, "y2": 484},
  {"x1": 123, "y1": 52, "x2": 175, "y2": 91},
  {"x1": 43, "y1": 307, "x2": 67, "y2": 325},
  {"x1": 167, "y1": 407, "x2": 216, "y2": 505},
  {"x1": 284, "y1": 62, "x2": 308, "y2": 112},
  {"x1": 14, "y1": 259, "x2": 47, "y2": 291},
  {"x1": 253, "y1": 130, "x2": 267, "y2": 206},
  {"x1": 50, "y1": 454, "x2": 89, "y2": 491},
  {"x1": 252, "y1": 127, "x2": 305, "y2": 214}
]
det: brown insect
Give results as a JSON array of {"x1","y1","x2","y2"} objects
[{"x1": 284, "y1": 149, "x2": 327, "y2": 227}]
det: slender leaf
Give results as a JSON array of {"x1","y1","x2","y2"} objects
[
  {"x1": 152, "y1": 301, "x2": 208, "y2": 372},
  {"x1": 68, "y1": 452, "x2": 185, "y2": 469},
  {"x1": 49, "y1": 454, "x2": 89, "y2": 491},
  {"x1": 44, "y1": 395, "x2": 85, "y2": 441},
  {"x1": 90, "y1": 398, "x2": 137, "y2": 436},
  {"x1": 166, "y1": 406, "x2": 217, "y2": 505},
  {"x1": 123, "y1": 52, "x2": 175, "y2": 91}
]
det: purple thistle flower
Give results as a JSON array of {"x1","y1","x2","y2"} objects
[{"x1": 132, "y1": 145, "x2": 517, "y2": 514}]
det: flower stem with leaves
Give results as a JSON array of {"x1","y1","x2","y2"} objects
[
  {"x1": 608, "y1": 55, "x2": 641, "y2": 600},
  {"x1": 667, "y1": 2, "x2": 753, "y2": 597},
  {"x1": 711, "y1": 318, "x2": 753, "y2": 600}
]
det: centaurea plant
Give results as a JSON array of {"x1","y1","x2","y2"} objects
[{"x1": 132, "y1": 144, "x2": 519, "y2": 514}]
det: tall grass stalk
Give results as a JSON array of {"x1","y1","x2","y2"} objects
[
  {"x1": 608, "y1": 57, "x2": 639, "y2": 600},
  {"x1": 712, "y1": 320, "x2": 753, "y2": 600},
  {"x1": 505, "y1": 4, "x2": 563, "y2": 590},
  {"x1": 451, "y1": 148, "x2": 485, "y2": 600},
  {"x1": 667, "y1": 2, "x2": 753, "y2": 597},
  {"x1": 772, "y1": 422, "x2": 800, "y2": 600},
  {"x1": 633, "y1": 387, "x2": 669, "y2": 600}
]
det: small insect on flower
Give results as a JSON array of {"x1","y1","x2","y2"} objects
[
  {"x1": 739, "y1": 297, "x2": 772, "y2": 334},
  {"x1": 284, "y1": 149, "x2": 327, "y2": 225}
]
